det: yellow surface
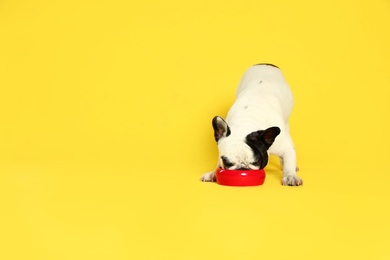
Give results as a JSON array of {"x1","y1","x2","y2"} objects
[{"x1": 1, "y1": 0, "x2": 390, "y2": 259}]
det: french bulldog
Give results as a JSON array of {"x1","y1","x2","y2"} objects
[{"x1": 201, "y1": 64, "x2": 303, "y2": 186}]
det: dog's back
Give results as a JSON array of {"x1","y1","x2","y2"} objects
[{"x1": 225, "y1": 64, "x2": 293, "y2": 136}]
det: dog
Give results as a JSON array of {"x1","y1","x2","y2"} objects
[{"x1": 201, "y1": 64, "x2": 303, "y2": 186}]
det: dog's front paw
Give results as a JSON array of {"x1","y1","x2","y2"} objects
[
  {"x1": 200, "y1": 171, "x2": 216, "y2": 182},
  {"x1": 282, "y1": 175, "x2": 303, "y2": 186}
]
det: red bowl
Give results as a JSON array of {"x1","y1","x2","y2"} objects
[{"x1": 215, "y1": 168, "x2": 266, "y2": 186}]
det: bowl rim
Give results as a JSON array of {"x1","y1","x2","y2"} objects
[{"x1": 216, "y1": 168, "x2": 265, "y2": 174}]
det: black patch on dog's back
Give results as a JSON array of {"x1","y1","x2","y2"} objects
[{"x1": 254, "y1": 63, "x2": 279, "y2": 68}]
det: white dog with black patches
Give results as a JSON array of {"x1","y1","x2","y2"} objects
[{"x1": 201, "y1": 64, "x2": 303, "y2": 186}]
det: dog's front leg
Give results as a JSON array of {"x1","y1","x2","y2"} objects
[
  {"x1": 281, "y1": 148, "x2": 303, "y2": 186},
  {"x1": 200, "y1": 165, "x2": 218, "y2": 182}
]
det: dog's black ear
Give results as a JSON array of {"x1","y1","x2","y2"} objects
[
  {"x1": 212, "y1": 116, "x2": 231, "y2": 142},
  {"x1": 246, "y1": 127, "x2": 281, "y2": 149},
  {"x1": 261, "y1": 127, "x2": 281, "y2": 148}
]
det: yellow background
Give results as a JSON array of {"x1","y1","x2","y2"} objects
[{"x1": 1, "y1": 0, "x2": 389, "y2": 259}]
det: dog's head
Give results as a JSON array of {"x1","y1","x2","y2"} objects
[{"x1": 212, "y1": 116, "x2": 280, "y2": 170}]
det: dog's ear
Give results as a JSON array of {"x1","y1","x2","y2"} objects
[
  {"x1": 246, "y1": 126, "x2": 281, "y2": 149},
  {"x1": 212, "y1": 116, "x2": 231, "y2": 142},
  {"x1": 261, "y1": 127, "x2": 281, "y2": 148}
]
